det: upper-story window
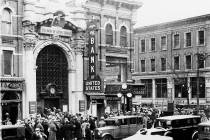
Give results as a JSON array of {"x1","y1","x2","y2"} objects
[
  {"x1": 141, "y1": 39, "x2": 146, "y2": 53},
  {"x1": 185, "y1": 55, "x2": 192, "y2": 69},
  {"x1": 185, "y1": 32, "x2": 192, "y2": 47},
  {"x1": 161, "y1": 58, "x2": 166, "y2": 71},
  {"x1": 161, "y1": 36, "x2": 167, "y2": 50},
  {"x1": 105, "y1": 24, "x2": 113, "y2": 45},
  {"x1": 3, "y1": 50, "x2": 13, "y2": 76},
  {"x1": 151, "y1": 38, "x2": 156, "y2": 51},
  {"x1": 141, "y1": 59, "x2": 146, "y2": 72},
  {"x1": 151, "y1": 58, "x2": 156, "y2": 72},
  {"x1": 197, "y1": 30, "x2": 205, "y2": 46},
  {"x1": 174, "y1": 34, "x2": 180, "y2": 48},
  {"x1": 198, "y1": 54, "x2": 205, "y2": 69},
  {"x1": 1, "y1": 8, "x2": 12, "y2": 34},
  {"x1": 120, "y1": 26, "x2": 127, "y2": 47},
  {"x1": 174, "y1": 56, "x2": 180, "y2": 70}
]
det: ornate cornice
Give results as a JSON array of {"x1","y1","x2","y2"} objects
[{"x1": 23, "y1": 32, "x2": 38, "y2": 49}]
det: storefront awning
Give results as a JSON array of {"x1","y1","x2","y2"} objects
[{"x1": 85, "y1": 92, "x2": 105, "y2": 99}]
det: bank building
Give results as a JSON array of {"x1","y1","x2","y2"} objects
[{"x1": 0, "y1": 0, "x2": 141, "y2": 123}]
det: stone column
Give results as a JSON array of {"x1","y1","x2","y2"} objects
[
  {"x1": 187, "y1": 77, "x2": 191, "y2": 104},
  {"x1": 23, "y1": 32, "x2": 37, "y2": 118},
  {"x1": 71, "y1": 36, "x2": 86, "y2": 114},
  {"x1": 167, "y1": 77, "x2": 173, "y2": 103},
  {"x1": 68, "y1": 68, "x2": 76, "y2": 114}
]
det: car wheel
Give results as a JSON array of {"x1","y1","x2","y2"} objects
[
  {"x1": 102, "y1": 135, "x2": 113, "y2": 140},
  {"x1": 164, "y1": 131, "x2": 172, "y2": 137},
  {"x1": 192, "y1": 131, "x2": 198, "y2": 140}
]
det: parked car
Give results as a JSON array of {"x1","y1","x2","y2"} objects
[
  {"x1": 94, "y1": 115, "x2": 143, "y2": 140},
  {"x1": 138, "y1": 115, "x2": 201, "y2": 140},
  {"x1": 1, "y1": 124, "x2": 25, "y2": 140},
  {"x1": 123, "y1": 133, "x2": 173, "y2": 140},
  {"x1": 198, "y1": 120, "x2": 210, "y2": 140}
]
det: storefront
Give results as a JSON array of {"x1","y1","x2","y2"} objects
[{"x1": 0, "y1": 78, "x2": 24, "y2": 124}]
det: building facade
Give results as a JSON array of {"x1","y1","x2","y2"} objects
[
  {"x1": 133, "y1": 14, "x2": 210, "y2": 111},
  {"x1": 83, "y1": 0, "x2": 141, "y2": 117},
  {"x1": 0, "y1": 0, "x2": 24, "y2": 124},
  {"x1": 0, "y1": 0, "x2": 141, "y2": 123}
]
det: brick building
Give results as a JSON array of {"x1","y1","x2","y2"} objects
[{"x1": 133, "y1": 14, "x2": 210, "y2": 110}]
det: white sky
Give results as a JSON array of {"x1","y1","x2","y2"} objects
[{"x1": 135, "y1": 0, "x2": 210, "y2": 28}]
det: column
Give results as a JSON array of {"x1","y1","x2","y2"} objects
[
  {"x1": 71, "y1": 36, "x2": 86, "y2": 114},
  {"x1": 152, "y1": 79, "x2": 156, "y2": 105},
  {"x1": 23, "y1": 32, "x2": 37, "y2": 118},
  {"x1": 167, "y1": 77, "x2": 173, "y2": 103},
  {"x1": 68, "y1": 69, "x2": 76, "y2": 114}
]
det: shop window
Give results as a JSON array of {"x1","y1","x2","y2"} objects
[
  {"x1": 156, "y1": 79, "x2": 167, "y2": 98},
  {"x1": 1, "y1": 8, "x2": 12, "y2": 34},
  {"x1": 174, "y1": 78, "x2": 188, "y2": 98},
  {"x1": 141, "y1": 79, "x2": 152, "y2": 98},
  {"x1": 191, "y1": 77, "x2": 205, "y2": 98},
  {"x1": 3, "y1": 50, "x2": 13, "y2": 76},
  {"x1": 120, "y1": 26, "x2": 127, "y2": 47},
  {"x1": 105, "y1": 24, "x2": 113, "y2": 45}
]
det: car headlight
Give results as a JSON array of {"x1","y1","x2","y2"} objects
[{"x1": 98, "y1": 130, "x2": 102, "y2": 136}]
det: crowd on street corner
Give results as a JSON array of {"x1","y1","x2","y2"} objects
[{"x1": 2, "y1": 105, "x2": 210, "y2": 140}]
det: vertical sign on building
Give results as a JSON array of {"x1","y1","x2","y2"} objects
[{"x1": 87, "y1": 20, "x2": 97, "y2": 77}]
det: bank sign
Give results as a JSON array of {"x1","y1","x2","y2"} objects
[
  {"x1": 84, "y1": 76, "x2": 101, "y2": 92},
  {"x1": 84, "y1": 20, "x2": 102, "y2": 92},
  {"x1": 87, "y1": 20, "x2": 97, "y2": 76}
]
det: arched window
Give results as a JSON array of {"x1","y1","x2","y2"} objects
[
  {"x1": 105, "y1": 24, "x2": 113, "y2": 45},
  {"x1": 120, "y1": 26, "x2": 127, "y2": 47},
  {"x1": 1, "y1": 8, "x2": 12, "y2": 34}
]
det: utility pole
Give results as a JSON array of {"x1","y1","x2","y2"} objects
[{"x1": 196, "y1": 53, "x2": 200, "y2": 115}]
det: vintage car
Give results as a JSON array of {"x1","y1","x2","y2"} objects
[
  {"x1": 1, "y1": 124, "x2": 25, "y2": 140},
  {"x1": 123, "y1": 133, "x2": 173, "y2": 140},
  {"x1": 197, "y1": 120, "x2": 210, "y2": 140},
  {"x1": 94, "y1": 115, "x2": 143, "y2": 140},
  {"x1": 138, "y1": 115, "x2": 201, "y2": 140}
]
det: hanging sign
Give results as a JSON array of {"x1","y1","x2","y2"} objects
[
  {"x1": 84, "y1": 75, "x2": 102, "y2": 92},
  {"x1": 87, "y1": 20, "x2": 97, "y2": 76},
  {"x1": 29, "y1": 101, "x2": 37, "y2": 114}
]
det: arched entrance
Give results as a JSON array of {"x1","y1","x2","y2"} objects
[
  {"x1": 36, "y1": 45, "x2": 68, "y2": 113},
  {"x1": 2, "y1": 92, "x2": 21, "y2": 124}
]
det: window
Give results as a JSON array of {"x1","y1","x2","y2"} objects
[
  {"x1": 198, "y1": 30, "x2": 205, "y2": 45},
  {"x1": 1, "y1": 8, "x2": 12, "y2": 34},
  {"x1": 174, "y1": 34, "x2": 180, "y2": 48},
  {"x1": 161, "y1": 58, "x2": 166, "y2": 71},
  {"x1": 191, "y1": 77, "x2": 205, "y2": 98},
  {"x1": 105, "y1": 24, "x2": 113, "y2": 45},
  {"x1": 156, "y1": 79, "x2": 167, "y2": 98},
  {"x1": 151, "y1": 59, "x2": 155, "y2": 72},
  {"x1": 141, "y1": 79, "x2": 152, "y2": 98},
  {"x1": 141, "y1": 60, "x2": 146, "y2": 72},
  {"x1": 161, "y1": 36, "x2": 167, "y2": 50},
  {"x1": 174, "y1": 78, "x2": 188, "y2": 98},
  {"x1": 174, "y1": 56, "x2": 180, "y2": 70},
  {"x1": 151, "y1": 38, "x2": 156, "y2": 51},
  {"x1": 141, "y1": 39, "x2": 145, "y2": 53},
  {"x1": 120, "y1": 26, "x2": 127, "y2": 47},
  {"x1": 185, "y1": 32, "x2": 191, "y2": 47},
  {"x1": 185, "y1": 55, "x2": 192, "y2": 69},
  {"x1": 198, "y1": 54, "x2": 205, "y2": 69},
  {"x1": 3, "y1": 50, "x2": 13, "y2": 75}
]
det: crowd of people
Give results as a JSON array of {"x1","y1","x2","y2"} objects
[{"x1": 2, "y1": 105, "x2": 210, "y2": 140}]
